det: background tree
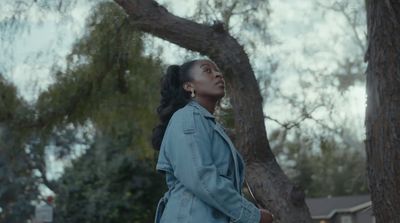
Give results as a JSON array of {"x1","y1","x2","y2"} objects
[
  {"x1": 0, "y1": 76, "x2": 39, "y2": 222},
  {"x1": 264, "y1": 0, "x2": 368, "y2": 199},
  {"x1": 365, "y1": 0, "x2": 400, "y2": 222},
  {"x1": 32, "y1": 2, "x2": 167, "y2": 221},
  {"x1": 270, "y1": 130, "x2": 368, "y2": 197}
]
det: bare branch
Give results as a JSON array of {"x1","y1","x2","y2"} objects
[{"x1": 317, "y1": 1, "x2": 366, "y2": 53}]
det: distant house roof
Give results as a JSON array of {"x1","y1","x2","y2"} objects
[{"x1": 306, "y1": 194, "x2": 371, "y2": 219}]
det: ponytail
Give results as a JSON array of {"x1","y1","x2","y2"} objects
[{"x1": 151, "y1": 60, "x2": 198, "y2": 151}]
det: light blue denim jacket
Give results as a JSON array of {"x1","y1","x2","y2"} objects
[{"x1": 154, "y1": 100, "x2": 261, "y2": 223}]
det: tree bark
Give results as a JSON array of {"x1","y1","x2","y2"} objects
[
  {"x1": 113, "y1": 0, "x2": 312, "y2": 222},
  {"x1": 365, "y1": 1, "x2": 400, "y2": 222}
]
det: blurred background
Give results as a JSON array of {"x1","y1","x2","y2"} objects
[{"x1": 0, "y1": 0, "x2": 367, "y2": 222}]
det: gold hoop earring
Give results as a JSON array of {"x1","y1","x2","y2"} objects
[{"x1": 191, "y1": 89, "x2": 195, "y2": 98}]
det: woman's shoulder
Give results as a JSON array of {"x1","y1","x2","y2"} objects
[
  {"x1": 167, "y1": 103, "x2": 196, "y2": 133},
  {"x1": 171, "y1": 103, "x2": 195, "y2": 119},
  {"x1": 171, "y1": 103, "x2": 196, "y2": 121},
  {"x1": 169, "y1": 102, "x2": 212, "y2": 134}
]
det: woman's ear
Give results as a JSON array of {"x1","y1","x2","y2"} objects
[{"x1": 183, "y1": 82, "x2": 193, "y2": 92}]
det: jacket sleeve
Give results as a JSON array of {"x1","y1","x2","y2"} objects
[{"x1": 165, "y1": 110, "x2": 261, "y2": 223}]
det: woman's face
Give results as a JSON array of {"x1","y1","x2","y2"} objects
[{"x1": 186, "y1": 59, "x2": 225, "y2": 100}]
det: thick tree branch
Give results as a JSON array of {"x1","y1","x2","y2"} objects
[{"x1": 115, "y1": 0, "x2": 226, "y2": 55}]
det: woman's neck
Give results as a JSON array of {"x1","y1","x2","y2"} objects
[{"x1": 193, "y1": 98, "x2": 216, "y2": 114}]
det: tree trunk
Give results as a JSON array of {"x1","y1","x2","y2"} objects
[
  {"x1": 113, "y1": 1, "x2": 312, "y2": 222},
  {"x1": 365, "y1": 1, "x2": 400, "y2": 222}
]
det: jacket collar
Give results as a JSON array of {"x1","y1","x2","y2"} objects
[{"x1": 187, "y1": 100, "x2": 215, "y2": 119}]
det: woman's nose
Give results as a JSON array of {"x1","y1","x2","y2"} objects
[{"x1": 215, "y1": 71, "x2": 223, "y2": 78}]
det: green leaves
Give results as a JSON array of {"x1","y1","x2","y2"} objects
[
  {"x1": 272, "y1": 130, "x2": 368, "y2": 197},
  {"x1": 35, "y1": 2, "x2": 166, "y2": 222},
  {"x1": 0, "y1": 77, "x2": 39, "y2": 222},
  {"x1": 1, "y1": 1, "x2": 165, "y2": 222}
]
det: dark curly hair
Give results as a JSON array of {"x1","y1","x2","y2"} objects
[{"x1": 151, "y1": 59, "x2": 199, "y2": 151}]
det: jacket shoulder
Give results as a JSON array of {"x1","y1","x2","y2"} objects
[{"x1": 169, "y1": 104, "x2": 196, "y2": 134}]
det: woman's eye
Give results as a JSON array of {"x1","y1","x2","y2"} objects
[{"x1": 205, "y1": 68, "x2": 211, "y2": 73}]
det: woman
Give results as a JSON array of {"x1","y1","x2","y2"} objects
[{"x1": 151, "y1": 58, "x2": 273, "y2": 223}]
